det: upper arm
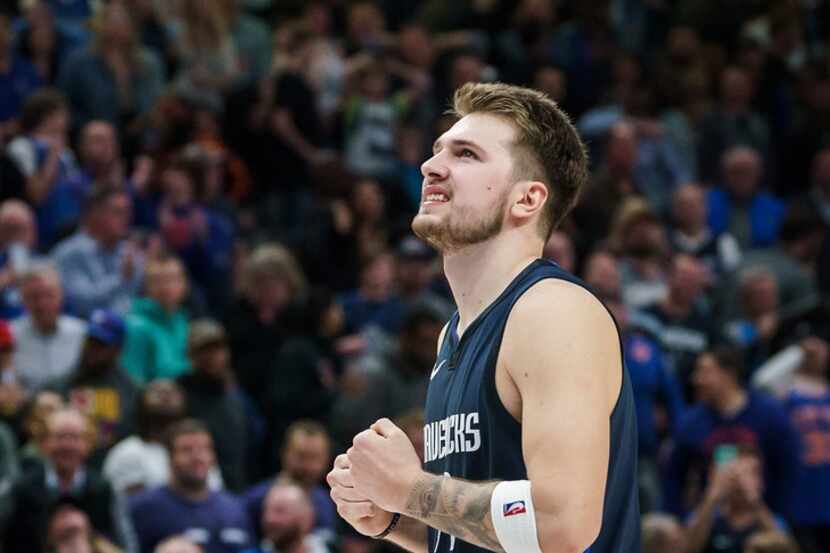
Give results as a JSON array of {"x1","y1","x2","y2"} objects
[{"x1": 501, "y1": 280, "x2": 620, "y2": 549}]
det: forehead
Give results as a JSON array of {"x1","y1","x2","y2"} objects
[{"x1": 435, "y1": 113, "x2": 517, "y2": 155}]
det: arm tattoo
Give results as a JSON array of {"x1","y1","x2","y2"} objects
[{"x1": 403, "y1": 473, "x2": 505, "y2": 552}]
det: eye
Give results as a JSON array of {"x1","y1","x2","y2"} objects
[{"x1": 458, "y1": 148, "x2": 478, "y2": 160}]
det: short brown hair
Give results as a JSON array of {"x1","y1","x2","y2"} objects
[
  {"x1": 450, "y1": 82, "x2": 589, "y2": 239},
  {"x1": 163, "y1": 418, "x2": 211, "y2": 452},
  {"x1": 283, "y1": 419, "x2": 328, "y2": 446},
  {"x1": 19, "y1": 88, "x2": 67, "y2": 133}
]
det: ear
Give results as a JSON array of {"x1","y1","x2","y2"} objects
[{"x1": 509, "y1": 180, "x2": 549, "y2": 224}]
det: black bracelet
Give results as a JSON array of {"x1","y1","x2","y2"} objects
[{"x1": 372, "y1": 512, "x2": 401, "y2": 540}]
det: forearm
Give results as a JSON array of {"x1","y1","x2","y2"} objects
[
  {"x1": 402, "y1": 472, "x2": 504, "y2": 552},
  {"x1": 684, "y1": 495, "x2": 719, "y2": 553},
  {"x1": 385, "y1": 514, "x2": 429, "y2": 553}
]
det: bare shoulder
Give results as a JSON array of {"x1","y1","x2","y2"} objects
[
  {"x1": 500, "y1": 278, "x2": 622, "y2": 412},
  {"x1": 508, "y1": 278, "x2": 618, "y2": 333}
]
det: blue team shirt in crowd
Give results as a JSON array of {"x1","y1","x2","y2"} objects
[
  {"x1": 0, "y1": 57, "x2": 42, "y2": 123},
  {"x1": 129, "y1": 486, "x2": 253, "y2": 553},
  {"x1": 667, "y1": 392, "x2": 800, "y2": 517},
  {"x1": 784, "y1": 388, "x2": 830, "y2": 526},
  {"x1": 624, "y1": 332, "x2": 685, "y2": 457}
]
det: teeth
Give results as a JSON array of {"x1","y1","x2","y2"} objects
[{"x1": 425, "y1": 193, "x2": 448, "y2": 202}]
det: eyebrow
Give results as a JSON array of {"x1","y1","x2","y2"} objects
[{"x1": 432, "y1": 138, "x2": 484, "y2": 155}]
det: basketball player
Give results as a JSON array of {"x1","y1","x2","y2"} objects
[{"x1": 327, "y1": 83, "x2": 640, "y2": 553}]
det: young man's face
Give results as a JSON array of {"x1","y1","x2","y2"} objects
[
  {"x1": 170, "y1": 431, "x2": 214, "y2": 491},
  {"x1": 413, "y1": 113, "x2": 520, "y2": 253}
]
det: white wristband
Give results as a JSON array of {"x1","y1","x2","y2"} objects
[{"x1": 490, "y1": 480, "x2": 543, "y2": 553}]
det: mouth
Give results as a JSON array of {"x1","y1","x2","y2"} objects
[{"x1": 422, "y1": 192, "x2": 450, "y2": 205}]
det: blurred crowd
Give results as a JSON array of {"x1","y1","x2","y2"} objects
[{"x1": 0, "y1": 1, "x2": 829, "y2": 553}]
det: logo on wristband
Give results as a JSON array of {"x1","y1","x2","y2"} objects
[{"x1": 503, "y1": 501, "x2": 527, "y2": 517}]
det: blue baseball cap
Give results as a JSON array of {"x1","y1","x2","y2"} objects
[{"x1": 87, "y1": 309, "x2": 125, "y2": 346}]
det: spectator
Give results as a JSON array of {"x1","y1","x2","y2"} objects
[
  {"x1": 582, "y1": 249, "x2": 622, "y2": 299},
  {"x1": 669, "y1": 183, "x2": 742, "y2": 276},
  {"x1": 216, "y1": 0, "x2": 271, "y2": 86},
  {"x1": 667, "y1": 348, "x2": 799, "y2": 518},
  {"x1": 722, "y1": 269, "x2": 782, "y2": 371},
  {"x1": 102, "y1": 380, "x2": 223, "y2": 495},
  {"x1": 0, "y1": 199, "x2": 38, "y2": 318},
  {"x1": 604, "y1": 293, "x2": 685, "y2": 512},
  {"x1": 45, "y1": 498, "x2": 124, "y2": 553},
  {"x1": 155, "y1": 153, "x2": 235, "y2": 313},
  {"x1": 129, "y1": 418, "x2": 252, "y2": 553},
  {"x1": 18, "y1": 389, "x2": 64, "y2": 470},
  {"x1": 726, "y1": 202, "x2": 824, "y2": 320},
  {"x1": 121, "y1": 254, "x2": 190, "y2": 383},
  {"x1": 641, "y1": 513, "x2": 685, "y2": 553},
  {"x1": 5, "y1": 88, "x2": 84, "y2": 248},
  {"x1": 572, "y1": 121, "x2": 641, "y2": 252},
  {"x1": 330, "y1": 304, "x2": 444, "y2": 452},
  {"x1": 52, "y1": 187, "x2": 144, "y2": 318},
  {"x1": 168, "y1": 0, "x2": 241, "y2": 112},
  {"x1": 342, "y1": 58, "x2": 421, "y2": 180},
  {"x1": 58, "y1": 0, "x2": 164, "y2": 130},
  {"x1": 11, "y1": 262, "x2": 86, "y2": 393},
  {"x1": 242, "y1": 421, "x2": 335, "y2": 543},
  {"x1": 2, "y1": 407, "x2": 132, "y2": 553},
  {"x1": 395, "y1": 236, "x2": 452, "y2": 319},
  {"x1": 48, "y1": 309, "x2": 138, "y2": 465},
  {"x1": 75, "y1": 120, "x2": 139, "y2": 192},
  {"x1": 635, "y1": 253, "x2": 715, "y2": 382},
  {"x1": 684, "y1": 447, "x2": 787, "y2": 553},
  {"x1": 264, "y1": 289, "x2": 343, "y2": 461},
  {"x1": 15, "y1": 1, "x2": 80, "y2": 85},
  {"x1": 699, "y1": 66, "x2": 771, "y2": 183},
  {"x1": 608, "y1": 197, "x2": 669, "y2": 309},
  {"x1": 223, "y1": 243, "x2": 306, "y2": 411},
  {"x1": 179, "y1": 319, "x2": 249, "y2": 491},
  {"x1": 242, "y1": 483, "x2": 328, "y2": 553},
  {"x1": 707, "y1": 146, "x2": 785, "y2": 251},
  {"x1": 338, "y1": 251, "x2": 404, "y2": 335},
  {"x1": 778, "y1": 335, "x2": 830, "y2": 553},
  {"x1": 0, "y1": 11, "x2": 42, "y2": 132}
]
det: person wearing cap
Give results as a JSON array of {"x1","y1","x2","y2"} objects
[
  {"x1": 178, "y1": 319, "x2": 249, "y2": 491},
  {"x1": 47, "y1": 309, "x2": 139, "y2": 467}
]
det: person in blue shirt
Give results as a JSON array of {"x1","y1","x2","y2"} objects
[
  {"x1": 241, "y1": 421, "x2": 336, "y2": 544},
  {"x1": 241, "y1": 483, "x2": 329, "y2": 553},
  {"x1": 666, "y1": 347, "x2": 800, "y2": 519},
  {"x1": 5, "y1": 88, "x2": 85, "y2": 249},
  {"x1": 605, "y1": 293, "x2": 685, "y2": 512},
  {"x1": 0, "y1": 12, "x2": 42, "y2": 131},
  {"x1": 129, "y1": 418, "x2": 253, "y2": 553}
]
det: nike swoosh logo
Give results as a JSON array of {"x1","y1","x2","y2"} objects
[{"x1": 430, "y1": 359, "x2": 447, "y2": 380}]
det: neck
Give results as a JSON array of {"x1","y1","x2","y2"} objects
[
  {"x1": 34, "y1": 318, "x2": 58, "y2": 335},
  {"x1": 171, "y1": 481, "x2": 210, "y2": 502},
  {"x1": 443, "y1": 232, "x2": 540, "y2": 336},
  {"x1": 714, "y1": 387, "x2": 747, "y2": 417},
  {"x1": 663, "y1": 292, "x2": 693, "y2": 317},
  {"x1": 678, "y1": 222, "x2": 705, "y2": 238},
  {"x1": 278, "y1": 539, "x2": 307, "y2": 553}
]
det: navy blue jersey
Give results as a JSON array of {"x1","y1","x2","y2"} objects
[{"x1": 423, "y1": 259, "x2": 640, "y2": 553}]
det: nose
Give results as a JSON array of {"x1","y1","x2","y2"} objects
[{"x1": 420, "y1": 151, "x2": 448, "y2": 181}]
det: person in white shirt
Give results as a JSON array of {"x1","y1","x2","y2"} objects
[{"x1": 11, "y1": 262, "x2": 85, "y2": 394}]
